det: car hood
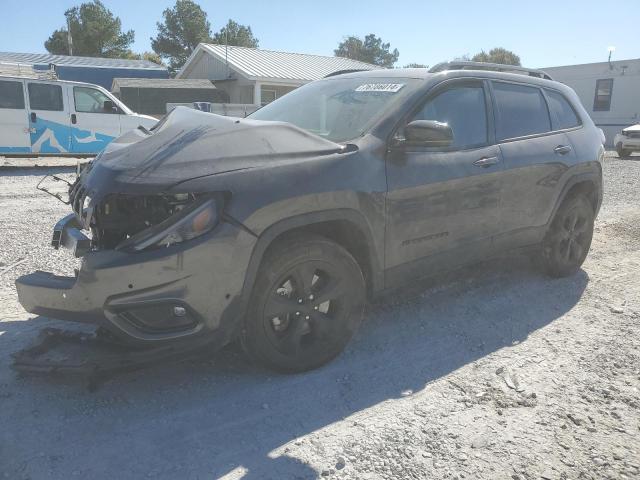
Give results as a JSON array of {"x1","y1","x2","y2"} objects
[
  {"x1": 623, "y1": 123, "x2": 640, "y2": 133},
  {"x1": 79, "y1": 106, "x2": 346, "y2": 196}
]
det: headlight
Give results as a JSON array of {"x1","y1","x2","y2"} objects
[{"x1": 116, "y1": 196, "x2": 220, "y2": 252}]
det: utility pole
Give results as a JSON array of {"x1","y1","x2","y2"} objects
[{"x1": 66, "y1": 15, "x2": 73, "y2": 55}]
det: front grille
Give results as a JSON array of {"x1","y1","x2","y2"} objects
[{"x1": 625, "y1": 131, "x2": 640, "y2": 139}]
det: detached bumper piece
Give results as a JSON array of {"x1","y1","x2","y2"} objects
[
  {"x1": 12, "y1": 327, "x2": 216, "y2": 390},
  {"x1": 52, "y1": 213, "x2": 91, "y2": 257}
]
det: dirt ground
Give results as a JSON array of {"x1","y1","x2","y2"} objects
[{"x1": 0, "y1": 155, "x2": 638, "y2": 480}]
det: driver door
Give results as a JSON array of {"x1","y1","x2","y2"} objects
[
  {"x1": 385, "y1": 79, "x2": 505, "y2": 284},
  {"x1": 69, "y1": 85, "x2": 121, "y2": 153}
]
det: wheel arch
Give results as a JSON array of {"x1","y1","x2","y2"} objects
[
  {"x1": 548, "y1": 171, "x2": 602, "y2": 225},
  {"x1": 240, "y1": 210, "x2": 383, "y2": 307}
]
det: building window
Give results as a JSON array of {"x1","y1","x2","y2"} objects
[
  {"x1": 593, "y1": 79, "x2": 613, "y2": 111},
  {"x1": 261, "y1": 89, "x2": 277, "y2": 106}
]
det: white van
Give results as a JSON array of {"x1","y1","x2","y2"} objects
[{"x1": 0, "y1": 75, "x2": 157, "y2": 155}]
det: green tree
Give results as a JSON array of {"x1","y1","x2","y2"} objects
[
  {"x1": 334, "y1": 34, "x2": 399, "y2": 68},
  {"x1": 142, "y1": 51, "x2": 164, "y2": 65},
  {"x1": 44, "y1": 0, "x2": 134, "y2": 58},
  {"x1": 123, "y1": 51, "x2": 165, "y2": 66},
  {"x1": 471, "y1": 47, "x2": 521, "y2": 66},
  {"x1": 151, "y1": 0, "x2": 212, "y2": 73},
  {"x1": 213, "y1": 20, "x2": 259, "y2": 48}
]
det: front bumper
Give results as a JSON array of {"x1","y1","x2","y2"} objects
[
  {"x1": 16, "y1": 219, "x2": 252, "y2": 345},
  {"x1": 614, "y1": 134, "x2": 640, "y2": 151}
]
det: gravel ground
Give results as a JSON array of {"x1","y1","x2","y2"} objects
[{"x1": 0, "y1": 154, "x2": 639, "y2": 480}]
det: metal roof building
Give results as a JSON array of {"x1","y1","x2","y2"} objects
[
  {"x1": 177, "y1": 44, "x2": 379, "y2": 105},
  {"x1": 0, "y1": 51, "x2": 168, "y2": 89},
  {"x1": 111, "y1": 78, "x2": 227, "y2": 116}
]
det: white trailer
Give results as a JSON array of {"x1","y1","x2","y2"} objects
[{"x1": 544, "y1": 59, "x2": 640, "y2": 147}]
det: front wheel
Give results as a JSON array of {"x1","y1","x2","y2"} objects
[
  {"x1": 539, "y1": 194, "x2": 594, "y2": 278},
  {"x1": 616, "y1": 143, "x2": 631, "y2": 158},
  {"x1": 241, "y1": 234, "x2": 365, "y2": 373}
]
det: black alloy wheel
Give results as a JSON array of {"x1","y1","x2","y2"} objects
[
  {"x1": 241, "y1": 234, "x2": 365, "y2": 372},
  {"x1": 540, "y1": 194, "x2": 594, "y2": 277}
]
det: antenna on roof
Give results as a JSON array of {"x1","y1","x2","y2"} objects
[{"x1": 607, "y1": 46, "x2": 616, "y2": 70}]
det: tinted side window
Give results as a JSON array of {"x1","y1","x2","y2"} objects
[
  {"x1": 412, "y1": 85, "x2": 487, "y2": 149},
  {"x1": 0, "y1": 80, "x2": 25, "y2": 109},
  {"x1": 492, "y1": 82, "x2": 551, "y2": 140},
  {"x1": 28, "y1": 83, "x2": 63, "y2": 111},
  {"x1": 545, "y1": 89, "x2": 580, "y2": 130},
  {"x1": 74, "y1": 86, "x2": 114, "y2": 113},
  {"x1": 593, "y1": 78, "x2": 613, "y2": 111}
]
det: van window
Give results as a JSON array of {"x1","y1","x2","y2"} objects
[
  {"x1": 0, "y1": 80, "x2": 25, "y2": 109},
  {"x1": 593, "y1": 79, "x2": 613, "y2": 111},
  {"x1": 545, "y1": 89, "x2": 580, "y2": 130},
  {"x1": 492, "y1": 82, "x2": 551, "y2": 140},
  {"x1": 28, "y1": 83, "x2": 63, "y2": 111},
  {"x1": 411, "y1": 85, "x2": 487, "y2": 149},
  {"x1": 74, "y1": 86, "x2": 115, "y2": 114}
]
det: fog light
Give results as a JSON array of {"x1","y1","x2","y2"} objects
[{"x1": 173, "y1": 306, "x2": 187, "y2": 317}]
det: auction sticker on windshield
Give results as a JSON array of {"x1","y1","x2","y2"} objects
[{"x1": 355, "y1": 83, "x2": 405, "y2": 93}]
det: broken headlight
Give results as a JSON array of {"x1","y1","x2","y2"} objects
[{"x1": 116, "y1": 195, "x2": 220, "y2": 252}]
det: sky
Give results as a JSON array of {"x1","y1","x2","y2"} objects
[{"x1": 0, "y1": 0, "x2": 638, "y2": 69}]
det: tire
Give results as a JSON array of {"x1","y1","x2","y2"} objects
[
  {"x1": 539, "y1": 194, "x2": 595, "y2": 278},
  {"x1": 616, "y1": 143, "x2": 631, "y2": 158},
  {"x1": 240, "y1": 233, "x2": 365, "y2": 373}
]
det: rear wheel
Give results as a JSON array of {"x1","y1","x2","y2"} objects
[
  {"x1": 241, "y1": 234, "x2": 365, "y2": 373},
  {"x1": 539, "y1": 194, "x2": 594, "y2": 278}
]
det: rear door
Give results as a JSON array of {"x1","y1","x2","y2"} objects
[
  {"x1": 70, "y1": 85, "x2": 121, "y2": 153},
  {"x1": 26, "y1": 81, "x2": 71, "y2": 153},
  {"x1": 491, "y1": 81, "x2": 578, "y2": 241},
  {"x1": 0, "y1": 78, "x2": 30, "y2": 153},
  {"x1": 385, "y1": 79, "x2": 505, "y2": 283}
]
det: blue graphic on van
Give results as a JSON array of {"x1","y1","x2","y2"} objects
[
  {"x1": 0, "y1": 146, "x2": 31, "y2": 153},
  {"x1": 28, "y1": 117, "x2": 115, "y2": 154},
  {"x1": 30, "y1": 117, "x2": 71, "y2": 153},
  {"x1": 71, "y1": 127, "x2": 116, "y2": 153}
]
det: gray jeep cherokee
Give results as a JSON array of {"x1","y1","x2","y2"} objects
[{"x1": 16, "y1": 63, "x2": 604, "y2": 372}]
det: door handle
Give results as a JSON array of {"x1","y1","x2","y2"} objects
[
  {"x1": 554, "y1": 145, "x2": 572, "y2": 155},
  {"x1": 473, "y1": 156, "x2": 500, "y2": 167},
  {"x1": 71, "y1": 114, "x2": 77, "y2": 124},
  {"x1": 30, "y1": 112, "x2": 37, "y2": 123}
]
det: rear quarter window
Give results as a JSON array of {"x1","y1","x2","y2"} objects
[
  {"x1": 545, "y1": 89, "x2": 580, "y2": 130},
  {"x1": 0, "y1": 80, "x2": 25, "y2": 109},
  {"x1": 492, "y1": 82, "x2": 551, "y2": 141}
]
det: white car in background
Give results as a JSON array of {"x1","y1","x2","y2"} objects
[
  {"x1": 0, "y1": 75, "x2": 157, "y2": 155},
  {"x1": 614, "y1": 123, "x2": 640, "y2": 158}
]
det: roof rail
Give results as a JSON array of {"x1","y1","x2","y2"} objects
[
  {"x1": 0, "y1": 62, "x2": 58, "y2": 80},
  {"x1": 428, "y1": 61, "x2": 553, "y2": 80},
  {"x1": 324, "y1": 69, "x2": 367, "y2": 78}
]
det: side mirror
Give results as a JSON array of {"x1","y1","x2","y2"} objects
[
  {"x1": 404, "y1": 120, "x2": 453, "y2": 147},
  {"x1": 103, "y1": 100, "x2": 116, "y2": 113}
]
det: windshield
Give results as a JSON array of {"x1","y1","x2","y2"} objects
[{"x1": 249, "y1": 77, "x2": 419, "y2": 142}]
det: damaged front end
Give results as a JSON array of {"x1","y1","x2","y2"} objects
[
  {"x1": 14, "y1": 183, "x2": 235, "y2": 382},
  {"x1": 17, "y1": 183, "x2": 228, "y2": 342},
  {"x1": 14, "y1": 106, "x2": 348, "y2": 376}
]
